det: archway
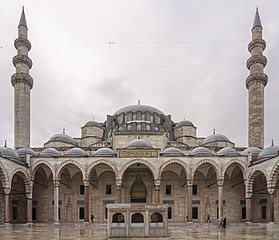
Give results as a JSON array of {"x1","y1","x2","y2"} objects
[
  {"x1": 0, "y1": 166, "x2": 7, "y2": 224},
  {"x1": 87, "y1": 162, "x2": 117, "y2": 223},
  {"x1": 160, "y1": 162, "x2": 188, "y2": 222},
  {"x1": 32, "y1": 163, "x2": 53, "y2": 222},
  {"x1": 193, "y1": 162, "x2": 219, "y2": 223},
  {"x1": 122, "y1": 162, "x2": 155, "y2": 204},
  {"x1": 223, "y1": 163, "x2": 245, "y2": 222}
]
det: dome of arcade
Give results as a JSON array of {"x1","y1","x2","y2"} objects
[
  {"x1": 41, "y1": 148, "x2": 60, "y2": 157},
  {"x1": 126, "y1": 139, "x2": 153, "y2": 149},
  {"x1": 17, "y1": 147, "x2": 38, "y2": 157},
  {"x1": 175, "y1": 120, "x2": 195, "y2": 128},
  {"x1": 64, "y1": 147, "x2": 88, "y2": 157},
  {"x1": 161, "y1": 147, "x2": 184, "y2": 156},
  {"x1": 0, "y1": 146, "x2": 19, "y2": 160},
  {"x1": 217, "y1": 147, "x2": 239, "y2": 156},
  {"x1": 258, "y1": 145, "x2": 279, "y2": 160},
  {"x1": 113, "y1": 104, "x2": 165, "y2": 116},
  {"x1": 190, "y1": 146, "x2": 213, "y2": 157},
  {"x1": 48, "y1": 133, "x2": 78, "y2": 146},
  {"x1": 94, "y1": 147, "x2": 117, "y2": 157},
  {"x1": 202, "y1": 133, "x2": 230, "y2": 145},
  {"x1": 241, "y1": 147, "x2": 261, "y2": 156}
]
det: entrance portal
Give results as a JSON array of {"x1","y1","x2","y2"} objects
[{"x1": 130, "y1": 175, "x2": 146, "y2": 203}]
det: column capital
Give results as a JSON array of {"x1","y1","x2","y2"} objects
[
  {"x1": 267, "y1": 187, "x2": 275, "y2": 195},
  {"x1": 187, "y1": 180, "x2": 193, "y2": 186},
  {"x1": 53, "y1": 180, "x2": 60, "y2": 187},
  {"x1": 116, "y1": 178, "x2": 122, "y2": 186},
  {"x1": 154, "y1": 179, "x2": 161, "y2": 186},
  {"x1": 217, "y1": 179, "x2": 224, "y2": 186},
  {"x1": 26, "y1": 192, "x2": 32, "y2": 199},
  {"x1": 3, "y1": 187, "x2": 11, "y2": 195},
  {"x1": 83, "y1": 180, "x2": 89, "y2": 187}
]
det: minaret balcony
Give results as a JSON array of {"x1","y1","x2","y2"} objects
[
  {"x1": 246, "y1": 73, "x2": 268, "y2": 89},
  {"x1": 13, "y1": 55, "x2": 33, "y2": 69},
  {"x1": 14, "y1": 38, "x2": 31, "y2": 51},
  {"x1": 11, "y1": 72, "x2": 33, "y2": 89},
  {"x1": 246, "y1": 55, "x2": 267, "y2": 69},
  {"x1": 248, "y1": 39, "x2": 266, "y2": 52}
]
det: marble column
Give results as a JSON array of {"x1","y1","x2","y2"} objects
[
  {"x1": 53, "y1": 180, "x2": 60, "y2": 224},
  {"x1": 4, "y1": 191, "x2": 10, "y2": 224},
  {"x1": 187, "y1": 181, "x2": 193, "y2": 222},
  {"x1": 269, "y1": 193, "x2": 275, "y2": 223},
  {"x1": 218, "y1": 180, "x2": 224, "y2": 221},
  {"x1": 84, "y1": 180, "x2": 89, "y2": 223},
  {"x1": 246, "y1": 197, "x2": 252, "y2": 222},
  {"x1": 155, "y1": 184, "x2": 160, "y2": 204},
  {"x1": 117, "y1": 185, "x2": 122, "y2": 203},
  {"x1": 26, "y1": 193, "x2": 33, "y2": 223}
]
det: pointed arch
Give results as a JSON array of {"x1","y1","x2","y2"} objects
[
  {"x1": 87, "y1": 159, "x2": 118, "y2": 179},
  {"x1": 269, "y1": 160, "x2": 279, "y2": 190},
  {"x1": 32, "y1": 160, "x2": 55, "y2": 181},
  {"x1": 56, "y1": 159, "x2": 85, "y2": 180},
  {"x1": 222, "y1": 159, "x2": 248, "y2": 180},
  {"x1": 158, "y1": 158, "x2": 190, "y2": 180},
  {"x1": 119, "y1": 159, "x2": 157, "y2": 180},
  {"x1": 246, "y1": 168, "x2": 268, "y2": 195},
  {"x1": 192, "y1": 159, "x2": 221, "y2": 179},
  {"x1": 10, "y1": 168, "x2": 31, "y2": 193},
  {"x1": 0, "y1": 161, "x2": 9, "y2": 188}
]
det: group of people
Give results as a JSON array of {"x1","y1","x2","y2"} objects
[{"x1": 206, "y1": 214, "x2": 227, "y2": 228}]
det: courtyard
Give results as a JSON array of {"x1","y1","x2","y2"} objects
[{"x1": 0, "y1": 223, "x2": 278, "y2": 240}]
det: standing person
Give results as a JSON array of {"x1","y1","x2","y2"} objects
[
  {"x1": 206, "y1": 214, "x2": 211, "y2": 223},
  {"x1": 223, "y1": 217, "x2": 226, "y2": 228}
]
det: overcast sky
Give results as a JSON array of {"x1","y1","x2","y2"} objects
[{"x1": 0, "y1": 0, "x2": 278, "y2": 149}]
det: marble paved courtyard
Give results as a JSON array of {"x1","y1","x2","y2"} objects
[{"x1": 0, "y1": 223, "x2": 278, "y2": 239}]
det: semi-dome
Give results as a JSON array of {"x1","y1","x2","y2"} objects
[
  {"x1": 202, "y1": 134, "x2": 230, "y2": 145},
  {"x1": 126, "y1": 139, "x2": 152, "y2": 149},
  {"x1": 175, "y1": 120, "x2": 194, "y2": 128},
  {"x1": 258, "y1": 146, "x2": 279, "y2": 160},
  {"x1": 0, "y1": 146, "x2": 19, "y2": 160},
  {"x1": 41, "y1": 148, "x2": 60, "y2": 157},
  {"x1": 113, "y1": 104, "x2": 165, "y2": 116},
  {"x1": 64, "y1": 148, "x2": 88, "y2": 157},
  {"x1": 17, "y1": 147, "x2": 37, "y2": 157},
  {"x1": 217, "y1": 147, "x2": 239, "y2": 156},
  {"x1": 48, "y1": 133, "x2": 77, "y2": 146},
  {"x1": 190, "y1": 147, "x2": 213, "y2": 156},
  {"x1": 84, "y1": 121, "x2": 103, "y2": 128},
  {"x1": 241, "y1": 147, "x2": 261, "y2": 156},
  {"x1": 161, "y1": 147, "x2": 184, "y2": 156},
  {"x1": 94, "y1": 148, "x2": 117, "y2": 157}
]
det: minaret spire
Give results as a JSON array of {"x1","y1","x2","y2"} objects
[
  {"x1": 11, "y1": 8, "x2": 33, "y2": 149},
  {"x1": 246, "y1": 8, "x2": 268, "y2": 149}
]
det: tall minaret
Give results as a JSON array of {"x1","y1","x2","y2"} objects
[
  {"x1": 11, "y1": 7, "x2": 33, "y2": 149},
  {"x1": 246, "y1": 8, "x2": 268, "y2": 149}
]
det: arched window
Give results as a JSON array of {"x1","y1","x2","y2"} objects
[
  {"x1": 151, "y1": 212, "x2": 163, "y2": 223},
  {"x1": 131, "y1": 213, "x2": 144, "y2": 223},
  {"x1": 112, "y1": 213, "x2": 125, "y2": 223}
]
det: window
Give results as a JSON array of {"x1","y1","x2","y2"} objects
[
  {"x1": 32, "y1": 208, "x2": 37, "y2": 221},
  {"x1": 261, "y1": 206, "x2": 266, "y2": 219},
  {"x1": 168, "y1": 207, "x2": 172, "y2": 219},
  {"x1": 112, "y1": 213, "x2": 125, "y2": 223},
  {"x1": 80, "y1": 185, "x2": 84, "y2": 195},
  {"x1": 106, "y1": 185, "x2": 112, "y2": 195},
  {"x1": 131, "y1": 213, "x2": 144, "y2": 223},
  {"x1": 242, "y1": 207, "x2": 246, "y2": 219},
  {"x1": 79, "y1": 207, "x2": 84, "y2": 220},
  {"x1": 166, "y1": 185, "x2": 171, "y2": 195},
  {"x1": 192, "y1": 185, "x2": 198, "y2": 195},
  {"x1": 192, "y1": 207, "x2": 198, "y2": 219},
  {"x1": 105, "y1": 207, "x2": 108, "y2": 219}
]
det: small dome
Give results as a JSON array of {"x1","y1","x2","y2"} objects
[
  {"x1": 0, "y1": 147, "x2": 19, "y2": 160},
  {"x1": 64, "y1": 148, "x2": 88, "y2": 157},
  {"x1": 258, "y1": 146, "x2": 279, "y2": 160},
  {"x1": 94, "y1": 148, "x2": 117, "y2": 157},
  {"x1": 190, "y1": 147, "x2": 213, "y2": 156},
  {"x1": 175, "y1": 120, "x2": 194, "y2": 128},
  {"x1": 161, "y1": 147, "x2": 184, "y2": 156},
  {"x1": 202, "y1": 134, "x2": 230, "y2": 145},
  {"x1": 217, "y1": 147, "x2": 239, "y2": 156},
  {"x1": 241, "y1": 147, "x2": 261, "y2": 156},
  {"x1": 41, "y1": 148, "x2": 60, "y2": 157},
  {"x1": 126, "y1": 139, "x2": 152, "y2": 149},
  {"x1": 84, "y1": 121, "x2": 103, "y2": 128},
  {"x1": 48, "y1": 133, "x2": 77, "y2": 146},
  {"x1": 114, "y1": 104, "x2": 165, "y2": 116},
  {"x1": 17, "y1": 148, "x2": 37, "y2": 157}
]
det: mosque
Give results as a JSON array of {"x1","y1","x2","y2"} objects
[{"x1": 0, "y1": 8, "x2": 278, "y2": 225}]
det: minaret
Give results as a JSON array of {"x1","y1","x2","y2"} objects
[
  {"x1": 246, "y1": 8, "x2": 268, "y2": 149},
  {"x1": 11, "y1": 7, "x2": 33, "y2": 149}
]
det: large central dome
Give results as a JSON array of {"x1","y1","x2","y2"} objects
[{"x1": 113, "y1": 104, "x2": 165, "y2": 116}]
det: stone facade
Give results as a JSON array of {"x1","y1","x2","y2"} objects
[{"x1": 0, "y1": 8, "x2": 279, "y2": 227}]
